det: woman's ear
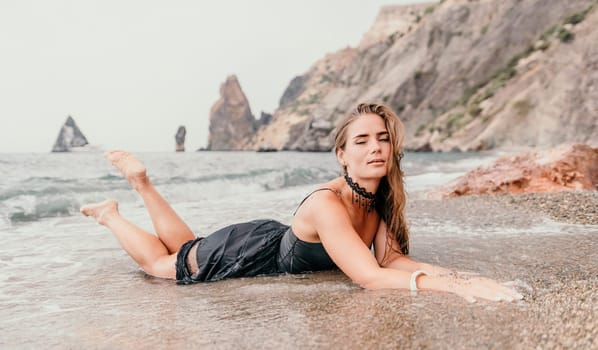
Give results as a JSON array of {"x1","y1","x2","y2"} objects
[{"x1": 336, "y1": 148, "x2": 346, "y2": 167}]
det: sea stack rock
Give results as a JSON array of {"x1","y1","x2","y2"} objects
[
  {"x1": 175, "y1": 126, "x2": 186, "y2": 152},
  {"x1": 207, "y1": 75, "x2": 256, "y2": 150},
  {"x1": 51, "y1": 116, "x2": 89, "y2": 152}
]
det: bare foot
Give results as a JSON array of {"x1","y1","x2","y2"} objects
[
  {"x1": 104, "y1": 150, "x2": 149, "y2": 191},
  {"x1": 80, "y1": 200, "x2": 119, "y2": 226}
]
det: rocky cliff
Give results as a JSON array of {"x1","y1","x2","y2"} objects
[
  {"x1": 51, "y1": 116, "x2": 89, "y2": 152},
  {"x1": 411, "y1": 0, "x2": 598, "y2": 151},
  {"x1": 210, "y1": 0, "x2": 597, "y2": 152}
]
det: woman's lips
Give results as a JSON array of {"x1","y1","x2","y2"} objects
[{"x1": 367, "y1": 159, "x2": 385, "y2": 164}]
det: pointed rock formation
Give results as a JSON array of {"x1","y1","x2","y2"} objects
[
  {"x1": 207, "y1": 75, "x2": 256, "y2": 150},
  {"x1": 51, "y1": 116, "x2": 89, "y2": 152},
  {"x1": 175, "y1": 126, "x2": 186, "y2": 152}
]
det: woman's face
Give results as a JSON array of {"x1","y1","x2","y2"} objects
[{"x1": 337, "y1": 113, "x2": 391, "y2": 181}]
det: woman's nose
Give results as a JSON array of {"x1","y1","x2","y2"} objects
[{"x1": 370, "y1": 140, "x2": 381, "y2": 152}]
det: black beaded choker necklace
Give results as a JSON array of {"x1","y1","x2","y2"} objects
[{"x1": 344, "y1": 174, "x2": 376, "y2": 212}]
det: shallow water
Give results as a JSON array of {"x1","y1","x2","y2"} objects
[{"x1": 0, "y1": 151, "x2": 596, "y2": 349}]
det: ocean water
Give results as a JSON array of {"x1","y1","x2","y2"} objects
[
  {"x1": 1, "y1": 151, "x2": 595, "y2": 348},
  {"x1": 0, "y1": 151, "x2": 499, "y2": 231}
]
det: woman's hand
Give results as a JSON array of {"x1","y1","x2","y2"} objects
[
  {"x1": 447, "y1": 276, "x2": 524, "y2": 303},
  {"x1": 404, "y1": 263, "x2": 524, "y2": 302}
]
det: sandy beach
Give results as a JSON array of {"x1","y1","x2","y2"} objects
[
  {"x1": 100, "y1": 191, "x2": 596, "y2": 349},
  {"x1": 404, "y1": 190, "x2": 597, "y2": 349},
  {"x1": 1, "y1": 151, "x2": 595, "y2": 349},
  {"x1": 15, "y1": 190, "x2": 595, "y2": 350}
]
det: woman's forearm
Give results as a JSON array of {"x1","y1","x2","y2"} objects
[
  {"x1": 385, "y1": 256, "x2": 457, "y2": 279},
  {"x1": 361, "y1": 266, "x2": 523, "y2": 302},
  {"x1": 361, "y1": 267, "x2": 452, "y2": 292},
  {"x1": 362, "y1": 267, "x2": 523, "y2": 302},
  {"x1": 384, "y1": 255, "x2": 424, "y2": 272}
]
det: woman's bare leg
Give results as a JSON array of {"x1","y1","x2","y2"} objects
[
  {"x1": 80, "y1": 199, "x2": 177, "y2": 279},
  {"x1": 104, "y1": 150, "x2": 195, "y2": 253}
]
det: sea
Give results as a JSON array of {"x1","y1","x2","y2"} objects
[
  {"x1": 0, "y1": 151, "x2": 500, "y2": 231},
  {"x1": 1, "y1": 151, "x2": 593, "y2": 348}
]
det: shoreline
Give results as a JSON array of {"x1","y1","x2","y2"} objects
[{"x1": 413, "y1": 189, "x2": 598, "y2": 226}]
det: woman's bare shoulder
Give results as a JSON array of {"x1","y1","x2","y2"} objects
[
  {"x1": 294, "y1": 178, "x2": 350, "y2": 220},
  {"x1": 301, "y1": 178, "x2": 344, "y2": 206},
  {"x1": 319, "y1": 177, "x2": 344, "y2": 194},
  {"x1": 292, "y1": 177, "x2": 348, "y2": 241}
]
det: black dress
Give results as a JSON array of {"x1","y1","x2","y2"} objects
[{"x1": 175, "y1": 190, "x2": 338, "y2": 284}]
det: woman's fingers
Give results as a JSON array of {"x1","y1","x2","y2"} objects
[
  {"x1": 468, "y1": 279, "x2": 522, "y2": 302},
  {"x1": 457, "y1": 271, "x2": 479, "y2": 276},
  {"x1": 451, "y1": 277, "x2": 525, "y2": 303},
  {"x1": 464, "y1": 294, "x2": 476, "y2": 303},
  {"x1": 498, "y1": 285, "x2": 524, "y2": 300},
  {"x1": 483, "y1": 279, "x2": 524, "y2": 300},
  {"x1": 471, "y1": 277, "x2": 525, "y2": 300},
  {"x1": 454, "y1": 288, "x2": 477, "y2": 303}
]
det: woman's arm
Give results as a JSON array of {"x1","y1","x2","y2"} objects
[{"x1": 302, "y1": 192, "x2": 522, "y2": 302}]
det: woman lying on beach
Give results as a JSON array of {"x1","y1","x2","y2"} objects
[{"x1": 81, "y1": 103, "x2": 523, "y2": 303}]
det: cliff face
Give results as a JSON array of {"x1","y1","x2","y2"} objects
[
  {"x1": 411, "y1": 0, "x2": 598, "y2": 151},
  {"x1": 357, "y1": 3, "x2": 433, "y2": 49},
  {"x1": 235, "y1": 0, "x2": 597, "y2": 151},
  {"x1": 51, "y1": 116, "x2": 89, "y2": 152}
]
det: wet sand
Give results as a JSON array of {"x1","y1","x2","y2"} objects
[
  {"x1": 2, "y1": 190, "x2": 596, "y2": 349},
  {"x1": 404, "y1": 190, "x2": 597, "y2": 349}
]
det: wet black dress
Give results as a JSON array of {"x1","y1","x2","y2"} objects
[{"x1": 175, "y1": 189, "x2": 338, "y2": 284}]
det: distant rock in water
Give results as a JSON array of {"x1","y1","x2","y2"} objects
[
  {"x1": 175, "y1": 126, "x2": 186, "y2": 152},
  {"x1": 256, "y1": 143, "x2": 277, "y2": 152},
  {"x1": 52, "y1": 116, "x2": 89, "y2": 152},
  {"x1": 432, "y1": 143, "x2": 598, "y2": 198},
  {"x1": 207, "y1": 75, "x2": 256, "y2": 151}
]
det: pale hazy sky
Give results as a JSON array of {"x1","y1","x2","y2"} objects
[{"x1": 0, "y1": 0, "x2": 433, "y2": 153}]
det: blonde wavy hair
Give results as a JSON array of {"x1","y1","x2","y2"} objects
[{"x1": 334, "y1": 103, "x2": 409, "y2": 257}]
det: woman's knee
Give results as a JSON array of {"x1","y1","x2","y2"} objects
[{"x1": 142, "y1": 254, "x2": 177, "y2": 279}]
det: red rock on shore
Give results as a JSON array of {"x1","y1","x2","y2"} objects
[{"x1": 434, "y1": 144, "x2": 598, "y2": 198}]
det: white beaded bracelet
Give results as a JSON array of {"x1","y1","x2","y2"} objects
[{"x1": 409, "y1": 270, "x2": 429, "y2": 291}]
